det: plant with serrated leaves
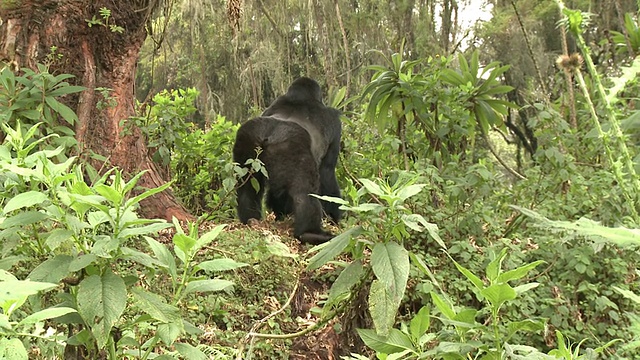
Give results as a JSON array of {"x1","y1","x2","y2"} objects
[
  {"x1": 0, "y1": 122, "x2": 246, "y2": 359},
  {"x1": 122, "y1": 219, "x2": 247, "y2": 359},
  {"x1": 440, "y1": 50, "x2": 516, "y2": 140},
  {"x1": 307, "y1": 171, "x2": 444, "y2": 338},
  {"x1": 0, "y1": 64, "x2": 84, "y2": 153},
  {"x1": 0, "y1": 270, "x2": 77, "y2": 360},
  {"x1": 346, "y1": 248, "x2": 612, "y2": 359}
]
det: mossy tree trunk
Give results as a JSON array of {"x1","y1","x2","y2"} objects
[{"x1": 0, "y1": 0, "x2": 192, "y2": 221}]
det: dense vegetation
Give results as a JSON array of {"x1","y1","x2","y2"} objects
[{"x1": 1, "y1": 0, "x2": 640, "y2": 359}]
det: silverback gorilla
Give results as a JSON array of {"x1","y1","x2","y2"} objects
[{"x1": 233, "y1": 77, "x2": 342, "y2": 244}]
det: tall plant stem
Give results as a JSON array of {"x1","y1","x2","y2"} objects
[{"x1": 555, "y1": 0, "x2": 640, "y2": 221}]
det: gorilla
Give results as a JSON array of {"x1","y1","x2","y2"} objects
[{"x1": 233, "y1": 77, "x2": 342, "y2": 244}]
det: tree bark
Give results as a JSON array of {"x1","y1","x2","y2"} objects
[{"x1": 0, "y1": 0, "x2": 192, "y2": 221}]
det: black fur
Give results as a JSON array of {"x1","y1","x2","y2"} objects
[{"x1": 233, "y1": 77, "x2": 342, "y2": 244}]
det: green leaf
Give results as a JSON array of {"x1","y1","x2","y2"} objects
[
  {"x1": 19, "y1": 307, "x2": 77, "y2": 326},
  {"x1": 0, "y1": 280, "x2": 57, "y2": 305},
  {"x1": 409, "y1": 306, "x2": 430, "y2": 340},
  {"x1": 47, "y1": 85, "x2": 86, "y2": 97},
  {"x1": 28, "y1": 255, "x2": 73, "y2": 283},
  {"x1": 307, "y1": 226, "x2": 361, "y2": 271},
  {"x1": 497, "y1": 260, "x2": 544, "y2": 283},
  {"x1": 44, "y1": 96, "x2": 78, "y2": 125},
  {"x1": 480, "y1": 283, "x2": 517, "y2": 309},
  {"x1": 327, "y1": 261, "x2": 365, "y2": 304},
  {"x1": 360, "y1": 178, "x2": 385, "y2": 197},
  {"x1": 131, "y1": 287, "x2": 181, "y2": 323},
  {"x1": 174, "y1": 343, "x2": 208, "y2": 360},
  {"x1": 513, "y1": 283, "x2": 540, "y2": 295},
  {"x1": 146, "y1": 237, "x2": 178, "y2": 279},
  {"x1": 157, "y1": 321, "x2": 184, "y2": 346},
  {"x1": 93, "y1": 184, "x2": 123, "y2": 206},
  {"x1": 430, "y1": 292, "x2": 456, "y2": 320},
  {"x1": 184, "y1": 279, "x2": 234, "y2": 295},
  {"x1": 371, "y1": 242, "x2": 409, "y2": 302},
  {"x1": 396, "y1": 184, "x2": 425, "y2": 201},
  {"x1": 197, "y1": 258, "x2": 248, "y2": 272},
  {"x1": 369, "y1": 279, "x2": 398, "y2": 336},
  {"x1": 3, "y1": 191, "x2": 48, "y2": 213},
  {"x1": 118, "y1": 222, "x2": 172, "y2": 239},
  {"x1": 486, "y1": 248, "x2": 508, "y2": 283},
  {"x1": 124, "y1": 181, "x2": 172, "y2": 212},
  {"x1": 450, "y1": 258, "x2": 484, "y2": 290},
  {"x1": 193, "y1": 224, "x2": 226, "y2": 253},
  {"x1": 356, "y1": 328, "x2": 416, "y2": 354},
  {"x1": 0, "y1": 338, "x2": 28, "y2": 360},
  {"x1": 77, "y1": 270, "x2": 127, "y2": 349}
]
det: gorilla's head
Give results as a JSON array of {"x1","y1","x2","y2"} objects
[{"x1": 286, "y1": 77, "x2": 323, "y2": 103}]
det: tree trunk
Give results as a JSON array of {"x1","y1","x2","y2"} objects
[{"x1": 0, "y1": 0, "x2": 192, "y2": 221}]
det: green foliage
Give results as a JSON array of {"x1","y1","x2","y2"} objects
[
  {"x1": 307, "y1": 172, "x2": 443, "y2": 338},
  {"x1": 131, "y1": 88, "x2": 199, "y2": 168},
  {"x1": 85, "y1": 7, "x2": 124, "y2": 33},
  {"x1": 0, "y1": 122, "x2": 244, "y2": 359},
  {"x1": 349, "y1": 248, "x2": 617, "y2": 359},
  {"x1": 0, "y1": 64, "x2": 84, "y2": 153},
  {"x1": 171, "y1": 114, "x2": 240, "y2": 216},
  {"x1": 440, "y1": 50, "x2": 516, "y2": 135},
  {"x1": 609, "y1": 13, "x2": 640, "y2": 55}
]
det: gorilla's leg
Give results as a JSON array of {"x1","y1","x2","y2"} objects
[
  {"x1": 236, "y1": 172, "x2": 266, "y2": 223},
  {"x1": 266, "y1": 189, "x2": 293, "y2": 220},
  {"x1": 290, "y1": 191, "x2": 333, "y2": 244}
]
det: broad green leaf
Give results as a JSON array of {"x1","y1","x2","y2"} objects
[
  {"x1": 0, "y1": 280, "x2": 57, "y2": 305},
  {"x1": 69, "y1": 254, "x2": 98, "y2": 272},
  {"x1": 157, "y1": 321, "x2": 184, "y2": 346},
  {"x1": 3, "y1": 191, "x2": 48, "y2": 213},
  {"x1": 184, "y1": 279, "x2": 234, "y2": 295},
  {"x1": 131, "y1": 287, "x2": 181, "y2": 323},
  {"x1": 307, "y1": 226, "x2": 361, "y2": 271},
  {"x1": 360, "y1": 178, "x2": 385, "y2": 197},
  {"x1": 93, "y1": 184, "x2": 123, "y2": 205},
  {"x1": 47, "y1": 85, "x2": 86, "y2": 97},
  {"x1": 121, "y1": 247, "x2": 166, "y2": 269},
  {"x1": 77, "y1": 270, "x2": 127, "y2": 349},
  {"x1": 45, "y1": 96, "x2": 78, "y2": 124},
  {"x1": 396, "y1": 184, "x2": 425, "y2": 201},
  {"x1": 506, "y1": 319, "x2": 545, "y2": 337},
  {"x1": 368, "y1": 279, "x2": 398, "y2": 336},
  {"x1": 486, "y1": 248, "x2": 508, "y2": 283},
  {"x1": 409, "y1": 306, "x2": 430, "y2": 340},
  {"x1": 451, "y1": 258, "x2": 484, "y2": 290},
  {"x1": 146, "y1": 236, "x2": 178, "y2": 279},
  {"x1": 45, "y1": 228, "x2": 74, "y2": 250},
  {"x1": 327, "y1": 261, "x2": 364, "y2": 303},
  {"x1": 28, "y1": 255, "x2": 73, "y2": 283},
  {"x1": 0, "y1": 338, "x2": 28, "y2": 360},
  {"x1": 430, "y1": 292, "x2": 456, "y2": 320},
  {"x1": 194, "y1": 224, "x2": 226, "y2": 252},
  {"x1": 174, "y1": 343, "x2": 208, "y2": 360},
  {"x1": 197, "y1": 258, "x2": 249, "y2": 272},
  {"x1": 124, "y1": 181, "x2": 172, "y2": 211},
  {"x1": 613, "y1": 286, "x2": 640, "y2": 304},
  {"x1": 173, "y1": 233, "x2": 196, "y2": 261},
  {"x1": 356, "y1": 328, "x2": 415, "y2": 354},
  {"x1": 19, "y1": 307, "x2": 77, "y2": 325},
  {"x1": 480, "y1": 283, "x2": 517, "y2": 309},
  {"x1": 371, "y1": 242, "x2": 409, "y2": 303},
  {"x1": 513, "y1": 283, "x2": 540, "y2": 295},
  {"x1": 498, "y1": 260, "x2": 545, "y2": 283},
  {"x1": 0, "y1": 211, "x2": 49, "y2": 229},
  {"x1": 119, "y1": 222, "x2": 172, "y2": 239}
]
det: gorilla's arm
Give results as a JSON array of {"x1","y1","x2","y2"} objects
[{"x1": 319, "y1": 117, "x2": 342, "y2": 223}]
